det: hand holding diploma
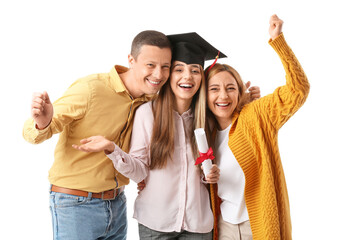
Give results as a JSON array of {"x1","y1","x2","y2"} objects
[
  {"x1": 194, "y1": 128, "x2": 220, "y2": 183},
  {"x1": 203, "y1": 164, "x2": 220, "y2": 184}
]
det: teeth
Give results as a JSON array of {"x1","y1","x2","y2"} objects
[
  {"x1": 148, "y1": 80, "x2": 161, "y2": 85},
  {"x1": 216, "y1": 103, "x2": 230, "y2": 106},
  {"x1": 179, "y1": 84, "x2": 193, "y2": 88}
]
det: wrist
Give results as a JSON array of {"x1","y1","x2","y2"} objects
[
  {"x1": 35, "y1": 121, "x2": 51, "y2": 130},
  {"x1": 104, "y1": 141, "x2": 115, "y2": 154}
]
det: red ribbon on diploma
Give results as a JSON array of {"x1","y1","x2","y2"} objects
[{"x1": 195, "y1": 147, "x2": 215, "y2": 165}]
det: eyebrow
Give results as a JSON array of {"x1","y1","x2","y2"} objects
[
  {"x1": 208, "y1": 83, "x2": 236, "y2": 87},
  {"x1": 190, "y1": 64, "x2": 200, "y2": 69},
  {"x1": 173, "y1": 63, "x2": 200, "y2": 68},
  {"x1": 147, "y1": 60, "x2": 171, "y2": 66}
]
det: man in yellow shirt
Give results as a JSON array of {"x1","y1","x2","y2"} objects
[{"x1": 23, "y1": 30, "x2": 172, "y2": 240}]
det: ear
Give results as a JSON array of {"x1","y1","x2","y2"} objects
[{"x1": 128, "y1": 54, "x2": 135, "y2": 67}]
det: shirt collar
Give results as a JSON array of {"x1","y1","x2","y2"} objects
[
  {"x1": 174, "y1": 107, "x2": 193, "y2": 119},
  {"x1": 109, "y1": 65, "x2": 155, "y2": 101},
  {"x1": 109, "y1": 65, "x2": 128, "y2": 93}
]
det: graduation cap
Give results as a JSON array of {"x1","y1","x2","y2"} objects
[{"x1": 167, "y1": 32, "x2": 226, "y2": 69}]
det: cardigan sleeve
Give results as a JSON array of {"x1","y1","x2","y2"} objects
[{"x1": 253, "y1": 33, "x2": 310, "y2": 130}]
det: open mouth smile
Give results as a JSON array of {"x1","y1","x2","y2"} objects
[
  {"x1": 147, "y1": 78, "x2": 161, "y2": 85},
  {"x1": 179, "y1": 83, "x2": 194, "y2": 89},
  {"x1": 216, "y1": 103, "x2": 230, "y2": 107}
]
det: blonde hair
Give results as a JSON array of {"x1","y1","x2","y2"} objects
[{"x1": 149, "y1": 66, "x2": 206, "y2": 169}]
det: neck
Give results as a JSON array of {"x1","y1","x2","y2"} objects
[
  {"x1": 174, "y1": 98, "x2": 192, "y2": 115},
  {"x1": 119, "y1": 70, "x2": 142, "y2": 99},
  {"x1": 216, "y1": 117, "x2": 232, "y2": 130}
]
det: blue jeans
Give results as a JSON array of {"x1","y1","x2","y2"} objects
[{"x1": 49, "y1": 188, "x2": 127, "y2": 240}]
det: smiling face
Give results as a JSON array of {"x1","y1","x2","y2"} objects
[
  {"x1": 207, "y1": 71, "x2": 240, "y2": 130},
  {"x1": 170, "y1": 61, "x2": 203, "y2": 113},
  {"x1": 129, "y1": 45, "x2": 172, "y2": 97}
]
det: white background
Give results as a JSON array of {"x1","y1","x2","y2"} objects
[{"x1": 1, "y1": 0, "x2": 359, "y2": 239}]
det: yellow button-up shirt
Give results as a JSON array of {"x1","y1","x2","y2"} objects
[{"x1": 23, "y1": 65, "x2": 153, "y2": 192}]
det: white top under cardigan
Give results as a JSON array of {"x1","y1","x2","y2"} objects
[{"x1": 215, "y1": 124, "x2": 249, "y2": 224}]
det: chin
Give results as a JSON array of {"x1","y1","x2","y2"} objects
[{"x1": 148, "y1": 88, "x2": 160, "y2": 95}]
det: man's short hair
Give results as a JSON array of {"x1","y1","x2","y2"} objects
[{"x1": 131, "y1": 30, "x2": 172, "y2": 60}]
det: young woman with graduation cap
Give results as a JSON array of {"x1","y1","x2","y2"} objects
[{"x1": 72, "y1": 33, "x2": 259, "y2": 239}]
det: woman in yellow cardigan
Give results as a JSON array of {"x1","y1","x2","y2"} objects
[{"x1": 205, "y1": 15, "x2": 310, "y2": 240}]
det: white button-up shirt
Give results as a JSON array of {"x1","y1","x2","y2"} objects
[{"x1": 107, "y1": 102, "x2": 213, "y2": 233}]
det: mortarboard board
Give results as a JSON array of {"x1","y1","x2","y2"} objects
[{"x1": 167, "y1": 32, "x2": 226, "y2": 68}]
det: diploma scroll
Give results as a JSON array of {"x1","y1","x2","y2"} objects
[{"x1": 194, "y1": 128, "x2": 214, "y2": 177}]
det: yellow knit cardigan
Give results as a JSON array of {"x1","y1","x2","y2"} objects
[{"x1": 210, "y1": 33, "x2": 310, "y2": 240}]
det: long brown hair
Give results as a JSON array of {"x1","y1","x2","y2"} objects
[{"x1": 149, "y1": 66, "x2": 206, "y2": 169}]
